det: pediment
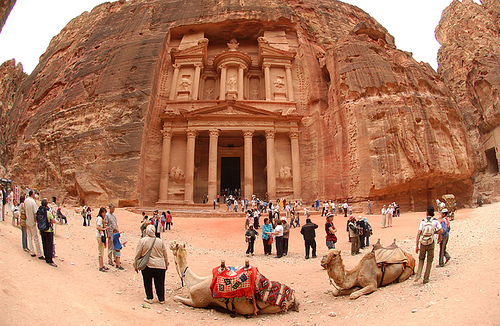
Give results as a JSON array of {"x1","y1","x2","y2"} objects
[
  {"x1": 186, "y1": 102, "x2": 281, "y2": 118},
  {"x1": 171, "y1": 39, "x2": 209, "y2": 64},
  {"x1": 258, "y1": 37, "x2": 296, "y2": 64}
]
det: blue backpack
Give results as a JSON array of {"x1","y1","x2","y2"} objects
[{"x1": 36, "y1": 206, "x2": 49, "y2": 231}]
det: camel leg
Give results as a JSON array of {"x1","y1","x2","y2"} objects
[
  {"x1": 349, "y1": 283, "x2": 377, "y2": 300},
  {"x1": 332, "y1": 287, "x2": 360, "y2": 297},
  {"x1": 174, "y1": 295, "x2": 207, "y2": 308},
  {"x1": 396, "y1": 266, "x2": 413, "y2": 283}
]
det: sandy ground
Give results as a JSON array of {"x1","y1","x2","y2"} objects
[{"x1": 1, "y1": 202, "x2": 499, "y2": 325}]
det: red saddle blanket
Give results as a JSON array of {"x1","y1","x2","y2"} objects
[
  {"x1": 210, "y1": 266, "x2": 257, "y2": 300},
  {"x1": 210, "y1": 265, "x2": 295, "y2": 311}
]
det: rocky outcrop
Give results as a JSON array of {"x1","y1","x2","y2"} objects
[
  {"x1": 1, "y1": 0, "x2": 476, "y2": 209},
  {"x1": 0, "y1": 59, "x2": 26, "y2": 175},
  {"x1": 0, "y1": 0, "x2": 16, "y2": 33},
  {"x1": 436, "y1": 0, "x2": 500, "y2": 203}
]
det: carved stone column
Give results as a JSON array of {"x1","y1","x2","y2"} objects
[
  {"x1": 169, "y1": 63, "x2": 180, "y2": 100},
  {"x1": 265, "y1": 130, "x2": 276, "y2": 201},
  {"x1": 243, "y1": 130, "x2": 254, "y2": 199},
  {"x1": 285, "y1": 64, "x2": 294, "y2": 102},
  {"x1": 184, "y1": 129, "x2": 197, "y2": 204},
  {"x1": 158, "y1": 127, "x2": 172, "y2": 202},
  {"x1": 289, "y1": 130, "x2": 302, "y2": 200},
  {"x1": 192, "y1": 63, "x2": 202, "y2": 100},
  {"x1": 219, "y1": 64, "x2": 227, "y2": 100},
  {"x1": 208, "y1": 129, "x2": 220, "y2": 202},
  {"x1": 238, "y1": 64, "x2": 244, "y2": 101},
  {"x1": 263, "y1": 63, "x2": 271, "y2": 101}
]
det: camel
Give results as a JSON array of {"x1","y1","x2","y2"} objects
[
  {"x1": 321, "y1": 240, "x2": 414, "y2": 300},
  {"x1": 169, "y1": 242, "x2": 299, "y2": 316}
]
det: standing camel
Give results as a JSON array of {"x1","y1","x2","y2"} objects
[{"x1": 169, "y1": 242, "x2": 299, "y2": 315}]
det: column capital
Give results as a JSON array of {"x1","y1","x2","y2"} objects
[
  {"x1": 265, "y1": 130, "x2": 276, "y2": 139},
  {"x1": 285, "y1": 63, "x2": 293, "y2": 70},
  {"x1": 289, "y1": 130, "x2": 300, "y2": 139},
  {"x1": 243, "y1": 130, "x2": 254, "y2": 138},
  {"x1": 263, "y1": 63, "x2": 272, "y2": 69},
  {"x1": 209, "y1": 129, "x2": 220, "y2": 138},
  {"x1": 187, "y1": 129, "x2": 198, "y2": 139},
  {"x1": 173, "y1": 63, "x2": 181, "y2": 69},
  {"x1": 194, "y1": 62, "x2": 204, "y2": 68},
  {"x1": 161, "y1": 127, "x2": 173, "y2": 139}
]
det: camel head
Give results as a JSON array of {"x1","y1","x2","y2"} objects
[
  {"x1": 288, "y1": 294, "x2": 300, "y2": 312},
  {"x1": 320, "y1": 249, "x2": 342, "y2": 270},
  {"x1": 169, "y1": 241, "x2": 187, "y2": 259}
]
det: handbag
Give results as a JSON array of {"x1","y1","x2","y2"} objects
[
  {"x1": 136, "y1": 238, "x2": 157, "y2": 270},
  {"x1": 101, "y1": 234, "x2": 106, "y2": 245}
]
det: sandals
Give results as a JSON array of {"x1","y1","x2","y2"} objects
[
  {"x1": 144, "y1": 298, "x2": 154, "y2": 304},
  {"x1": 99, "y1": 267, "x2": 108, "y2": 272}
]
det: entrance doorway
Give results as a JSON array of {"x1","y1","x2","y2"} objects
[{"x1": 220, "y1": 157, "x2": 241, "y2": 195}]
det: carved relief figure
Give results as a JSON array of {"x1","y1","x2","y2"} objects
[
  {"x1": 273, "y1": 75, "x2": 285, "y2": 91},
  {"x1": 279, "y1": 166, "x2": 292, "y2": 181},
  {"x1": 179, "y1": 75, "x2": 192, "y2": 90},
  {"x1": 227, "y1": 76, "x2": 237, "y2": 91},
  {"x1": 227, "y1": 38, "x2": 239, "y2": 51},
  {"x1": 170, "y1": 166, "x2": 185, "y2": 183}
]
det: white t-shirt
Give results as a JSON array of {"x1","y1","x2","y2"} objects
[
  {"x1": 418, "y1": 217, "x2": 442, "y2": 243},
  {"x1": 275, "y1": 225, "x2": 284, "y2": 237},
  {"x1": 96, "y1": 216, "x2": 104, "y2": 237}
]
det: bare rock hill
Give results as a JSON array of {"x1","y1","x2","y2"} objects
[
  {"x1": 1, "y1": 0, "x2": 476, "y2": 208},
  {"x1": 436, "y1": 0, "x2": 500, "y2": 203}
]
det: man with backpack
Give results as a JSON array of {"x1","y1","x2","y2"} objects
[
  {"x1": 37, "y1": 198, "x2": 57, "y2": 267},
  {"x1": 414, "y1": 206, "x2": 442, "y2": 284}
]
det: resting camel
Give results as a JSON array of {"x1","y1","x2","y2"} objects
[
  {"x1": 321, "y1": 240, "x2": 414, "y2": 300},
  {"x1": 169, "y1": 242, "x2": 299, "y2": 315}
]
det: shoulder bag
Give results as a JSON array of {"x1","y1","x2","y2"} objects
[{"x1": 136, "y1": 238, "x2": 157, "y2": 270}]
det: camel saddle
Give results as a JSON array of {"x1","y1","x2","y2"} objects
[
  {"x1": 210, "y1": 266, "x2": 257, "y2": 300},
  {"x1": 209, "y1": 265, "x2": 295, "y2": 312},
  {"x1": 373, "y1": 245, "x2": 416, "y2": 270}
]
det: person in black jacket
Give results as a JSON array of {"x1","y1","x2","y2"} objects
[{"x1": 300, "y1": 218, "x2": 318, "y2": 259}]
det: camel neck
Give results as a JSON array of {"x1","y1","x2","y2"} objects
[{"x1": 175, "y1": 251, "x2": 206, "y2": 288}]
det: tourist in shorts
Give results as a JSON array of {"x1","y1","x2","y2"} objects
[{"x1": 113, "y1": 227, "x2": 124, "y2": 270}]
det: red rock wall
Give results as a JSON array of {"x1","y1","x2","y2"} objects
[
  {"x1": 436, "y1": 0, "x2": 500, "y2": 203},
  {"x1": 0, "y1": 0, "x2": 16, "y2": 33},
  {"x1": 1, "y1": 0, "x2": 477, "y2": 209}
]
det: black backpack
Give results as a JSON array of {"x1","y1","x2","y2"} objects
[{"x1": 36, "y1": 206, "x2": 50, "y2": 231}]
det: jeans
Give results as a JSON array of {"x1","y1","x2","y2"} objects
[
  {"x1": 283, "y1": 238, "x2": 289, "y2": 255},
  {"x1": 21, "y1": 225, "x2": 28, "y2": 250},
  {"x1": 263, "y1": 238, "x2": 272, "y2": 255},
  {"x1": 416, "y1": 242, "x2": 435, "y2": 282},
  {"x1": 141, "y1": 266, "x2": 166, "y2": 301},
  {"x1": 438, "y1": 237, "x2": 451, "y2": 266},
  {"x1": 304, "y1": 239, "x2": 316, "y2": 258},
  {"x1": 275, "y1": 236, "x2": 284, "y2": 258},
  {"x1": 246, "y1": 238, "x2": 255, "y2": 254},
  {"x1": 326, "y1": 241, "x2": 336, "y2": 250},
  {"x1": 40, "y1": 231, "x2": 54, "y2": 264}
]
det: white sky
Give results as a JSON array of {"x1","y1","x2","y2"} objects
[{"x1": 0, "y1": 0, "x2": 474, "y2": 74}]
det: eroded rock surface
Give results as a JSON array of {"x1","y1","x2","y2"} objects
[
  {"x1": 436, "y1": 0, "x2": 500, "y2": 203},
  {"x1": 1, "y1": 0, "x2": 478, "y2": 209}
]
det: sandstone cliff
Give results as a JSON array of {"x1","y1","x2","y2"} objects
[
  {"x1": 436, "y1": 0, "x2": 500, "y2": 203},
  {"x1": 0, "y1": 0, "x2": 16, "y2": 33},
  {"x1": 2, "y1": 0, "x2": 476, "y2": 210}
]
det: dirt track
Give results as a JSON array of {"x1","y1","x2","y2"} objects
[{"x1": 1, "y1": 202, "x2": 499, "y2": 325}]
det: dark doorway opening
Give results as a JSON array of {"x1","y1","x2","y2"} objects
[
  {"x1": 485, "y1": 147, "x2": 499, "y2": 174},
  {"x1": 220, "y1": 157, "x2": 240, "y2": 195}
]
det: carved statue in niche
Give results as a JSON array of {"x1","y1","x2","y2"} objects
[
  {"x1": 279, "y1": 166, "x2": 292, "y2": 181},
  {"x1": 169, "y1": 166, "x2": 185, "y2": 183},
  {"x1": 227, "y1": 38, "x2": 239, "y2": 51},
  {"x1": 227, "y1": 76, "x2": 237, "y2": 91},
  {"x1": 179, "y1": 75, "x2": 192, "y2": 90},
  {"x1": 273, "y1": 75, "x2": 285, "y2": 91},
  {"x1": 205, "y1": 87, "x2": 214, "y2": 100}
]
